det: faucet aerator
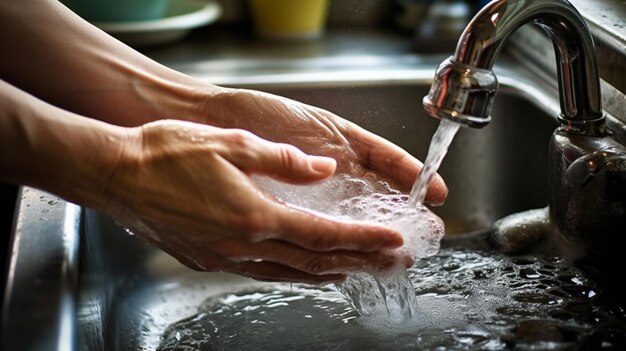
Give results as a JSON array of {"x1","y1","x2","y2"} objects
[{"x1": 423, "y1": 57, "x2": 496, "y2": 128}]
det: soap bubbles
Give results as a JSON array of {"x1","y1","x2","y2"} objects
[
  {"x1": 254, "y1": 174, "x2": 445, "y2": 262},
  {"x1": 253, "y1": 174, "x2": 446, "y2": 320}
]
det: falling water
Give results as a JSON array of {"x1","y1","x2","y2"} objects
[
  {"x1": 338, "y1": 118, "x2": 460, "y2": 320},
  {"x1": 409, "y1": 119, "x2": 460, "y2": 207}
]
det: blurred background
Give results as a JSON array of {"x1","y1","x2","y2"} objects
[{"x1": 60, "y1": 0, "x2": 485, "y2": 52}]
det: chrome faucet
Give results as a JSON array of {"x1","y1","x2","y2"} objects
[
  {"x1": 424, "y1": 0, "x2": 626, "y2": 274},
  {"x1": 423, "y1": 0, "x2": 604, "y2": 132}
]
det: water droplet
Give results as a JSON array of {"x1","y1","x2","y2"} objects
[
  {"x1": 520, "y1": 268, "x2": 541, "y2": 279},
  {"x1": 561, "y1": 285, "x2": 598, "y2": 299},
  {"x1": 451, "y1": 330, "x2": 489, "y2": 346},
  {"x1": 443, "y1": 262, "x2": 461, "y2": 271}
]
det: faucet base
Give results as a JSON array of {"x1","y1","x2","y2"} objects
[{"x1": 490, "y1": 207, "x2": 552, "y2": 254}]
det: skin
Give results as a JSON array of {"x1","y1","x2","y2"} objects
[{"x1": 0, "y1": 0, "x2": 448, "y2": 285}]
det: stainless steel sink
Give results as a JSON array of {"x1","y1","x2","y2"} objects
[
  {"x1": 8, "y1": 59, "x2": 600, "y2": 350},
  {"x1": 2, "y1": 62, "x2": 571, "y2": 350}
]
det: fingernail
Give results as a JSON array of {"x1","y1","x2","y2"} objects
[
  {"x1": 427, "y1": 174, "x2": 448, "y2": 207},
  {"x1": 309, "y1": 156, "x2": 336, "y2": 174},
  {"x1": 404, "y1": 255, "x2": 415, "y2": 269}
]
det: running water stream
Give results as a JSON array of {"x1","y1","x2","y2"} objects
[
  {"x1": 336, "y1": 119, "x2": 460, "y2": 320},
  {"x1": 409, "y1": 119, "x2": 460, "y2": 206}
]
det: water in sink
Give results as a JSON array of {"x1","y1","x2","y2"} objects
[{"x1": 157, "y1": 248, "x2": 626, "y2": 350}]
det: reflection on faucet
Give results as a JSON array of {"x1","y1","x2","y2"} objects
[{"x1": 423, "y1": 0, "x2": 626, "y2": 278}]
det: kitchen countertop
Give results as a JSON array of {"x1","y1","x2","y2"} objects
[{"x1": 140, "y1": 26, "x2": 449, "y2": 85}]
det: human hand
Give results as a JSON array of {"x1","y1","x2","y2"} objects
[
  {"x1": 198, "y1": 88, "x2": 448, "y2": 205},
  {"x1": 104, "y1": 120, "x2": 411, "y2": 284}
]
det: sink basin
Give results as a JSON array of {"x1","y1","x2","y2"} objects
[
  {"x1": 253, "y1": 78, "x2": 557, "y2": 235},
  {"x1": 8, "y1": 63, "x2": 625, "y2": 350}
]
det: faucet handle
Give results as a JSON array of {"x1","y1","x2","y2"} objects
[
  {"x1": 423, "y1": 57, "x2": 497, "y2": 128},
  {"x1": 565, "y1": 150, "x2": 626, "y2": 188},
  {"x1": 550, "y1": 132, "x2": 626, "y2": 262}
]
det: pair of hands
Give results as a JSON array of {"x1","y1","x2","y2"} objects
[
  {"x1": 105, "y1": 89, "x2": 448, "y2": 284},
  {"x1": 0, "y1": 0, "x2": 447, "y2": 285}
]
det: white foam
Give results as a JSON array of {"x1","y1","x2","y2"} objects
[
  {"x1": 254, "y1": 174, "x2": 445, "y2": 261},
  {"x1": 254, "y1": 174, "x2": 446, "y2": 320}
]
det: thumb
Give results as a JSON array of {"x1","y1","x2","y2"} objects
[{"x1": 225, "y1": 134, "x2": 337, "y2": 184}]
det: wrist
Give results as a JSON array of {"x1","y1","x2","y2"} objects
[
  {"x1": 164, "y1": 77, "x2": 232, "y2": 126},
  {"x1": 189, "y1": 86, "x2": 259, "y2": 128},
  {"x1": 80, "y1": 124, "x2": 142, "y2": 212},
  {"x1": 0, "y1": 80, "x2": 142, "y2": 211},
  {"x1": 123, "y1": 71, "x2": 231, "y2": 128},
  {"x1": 37, "y1": 119, "x2": 140, "y2": 212}
]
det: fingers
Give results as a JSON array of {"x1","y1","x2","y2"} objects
[
  {"x1": 232, "y1": 261, "x2": 347, "y2": 285},
  {"x1": 258, "y1": 205, "x2": 404, "y2": 252},
  {"x1": 181, "y1": 252, "x2": 346, "y2": 285},
  {"x1": 217, "y1": 130, "x2": 337, "y2": 184},
  {"x1": 344, "y1": 125, "x2": 448, "y2": 205},
  {"x1": 211, "y1": 239, "x2": 412, "y2": 276},
  {"x1": 423, "y1": 172, "x2": 448, "y2": 206}
]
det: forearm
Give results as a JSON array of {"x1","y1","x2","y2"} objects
[
  {"x1": 0, "y1": 0, "x2": 221, "y2": 127},
  {"x1": 0, "y1": 79, "x2": 135, "y2": 208}
]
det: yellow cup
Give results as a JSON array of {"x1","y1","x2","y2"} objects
[{"x1": 249, "y1": 0, "x2": 329, "y2": 41}]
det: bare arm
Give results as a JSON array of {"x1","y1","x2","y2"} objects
[
  {"x1": 0, "y1": 0, "x2": 447, "y2": 201},
  {"x1": 0, "y1": 79, "x2": 130, "y2": 205},
  {"x1": 0, "y1": 0, "x2": 211, "y2": 126}
]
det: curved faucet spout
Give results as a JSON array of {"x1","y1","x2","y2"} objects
[{"x1": 424, "y1": 0, "x2": 604, "y2": 134}]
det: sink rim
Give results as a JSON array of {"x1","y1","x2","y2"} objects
[{"x1": 1, "y1": 187, "x2": 81, "y2": 351}]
